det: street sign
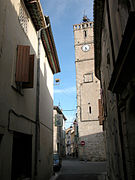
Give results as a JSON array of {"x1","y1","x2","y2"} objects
[{"x1": 80, "y1": 140, "x2": 85, "y2": 146}]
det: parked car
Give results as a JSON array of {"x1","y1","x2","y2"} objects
[{"x1": 53, "y1": 153, "x2": 62, "y2": 171}]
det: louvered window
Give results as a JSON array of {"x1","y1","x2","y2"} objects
[{"x1": 15, "y1": 45, "x2": 34, "y2": 88}]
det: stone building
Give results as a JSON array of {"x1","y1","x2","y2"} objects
[
  {"x1": 0, "y1": 0, "x2": 60, "y2": 180},
  {"x1": 94, "y1": 0, "x2": 135, "y2": 179},
  {"x1": 70, "y1": 127, "x2": 75, "y2": 156},
  {"x1": 65, "y1": 127, "x2": 72, "y2": 156},
  {"x1": 65, "y1": 125, "x2": 78, "y2": 157},
  {"x1": 73, "y1": 17, "x2": 106, "y2": 161},
  {"x1": 53, "y1": 106, "x2": 66, "y2": 157},
  {"x1": 73, "y1": 120, "x2": 79, "y2": 157}
]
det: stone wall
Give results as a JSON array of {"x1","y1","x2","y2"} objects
[{"x1": 73, "y1": 20, "x2": 106, "y2": 161}]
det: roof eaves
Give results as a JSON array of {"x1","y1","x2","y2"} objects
[
  {"x1": 24, "y1": 0, "x2": 45, "y2": 31},
  {"x1": 45, "y1": 16, "x2": 61, "y2": 73},
  {"x1": 53, "y1": 106, "x2": 67, "y2": 120},
  {"x1": 23, "y1": 1, "x2": 60, "y2": 74},
  {"x1": 94, "y1": 0, "x2": 105, "y2": 80},
  {"x1": 41, "y1": 17, "x2": 60, "y2": 74}
]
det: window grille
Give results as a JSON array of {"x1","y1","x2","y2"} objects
[{"x1": 19, "y1": 4, "x2": 28, "y2": 34}]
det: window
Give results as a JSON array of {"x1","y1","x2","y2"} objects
[
  {"x1": 19, "y1": 3, "x2": 28, "y2": 34},
  {"x1": 98, "y1": 99, "x2": 104, "y2": 125},
  {"x1": 107, "y1": 50, "x2": 110, "y2": 65},
  {"x1": 89, "y1": 106, "x2": 91, "y2": 114},
  {"x1": 0, "y1": 134, "x2": 3, "y2": 144},
  {"x1": 83, "y1": 73, "x2": 93, "y2": 83},
  {"x1": 84, "y1": 30, "x2": 87, "y2": 38},
  {"x1": 75, "y1": 25, "x2": 77, "y2": 30},
  {"x1": 11, "y1": 132, "x2": 32, "y2": 180},
  {"x1": 90, "y1": 23, "x2": 93, "y2": 28},
  {"x1": 15, "y1": 45, "x2": 34, "y2": 88}
]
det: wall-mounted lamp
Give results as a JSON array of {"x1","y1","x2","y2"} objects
[{"x1": 54, "y1": 78, "x2": 60, "y2": 85}]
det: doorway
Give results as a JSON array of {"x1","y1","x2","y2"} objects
[{"x1": 11, "y1": 132, "x2": 32, "y2": 180}]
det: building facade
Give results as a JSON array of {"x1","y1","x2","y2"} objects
[
  {"x1": 0, "y1": 0, "x2": 60, "y2": 180},
  {"x1": 94, "y1": 0, "x2": 135, "y2": 179},
  {"x1": 65, "y1": 128, "x2": 72, "y2": 156},
  {"x1": 53, "y1": 106, "x2": 66, "y2": 157},
  {"x1": 73, "y1": 18, "x2": 106, "y2": 161}
]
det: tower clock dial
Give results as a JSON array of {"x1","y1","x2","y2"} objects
[{"x1": 82, "y1": 44, "x2": 90, "y2": 52}]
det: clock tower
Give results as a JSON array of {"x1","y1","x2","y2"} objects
[{"x1": 73, "y1": 16, "x2": 105, "y2": 161}]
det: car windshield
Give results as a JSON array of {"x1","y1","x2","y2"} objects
[{"x1": 53, "y1": 154, "x2": 59, "y2": 160}]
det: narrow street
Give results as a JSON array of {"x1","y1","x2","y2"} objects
[{"x1": 51, "y1": 159, "x2": 107, "y2": 180}]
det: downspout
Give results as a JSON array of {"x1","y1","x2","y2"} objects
[{"x1": 35, "y1": 28, "x2": 44, "y2": 176}]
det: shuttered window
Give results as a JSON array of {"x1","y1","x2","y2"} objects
[
  {"x1": 15, "y1": 45, "x2": 34, "y2": 88},
  {"x1": 23, "y1": 55, "x2": 34, "y2": 88},
  {"x1": 98, "y1": 99, "x2": 104, "y2": 125},
  {"x1": 16, "y1": 45, "x2": 30, "y2": 82}
]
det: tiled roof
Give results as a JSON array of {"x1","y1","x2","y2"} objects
[
  {"x1": 23, "y1": 0, "x2": 60, "y2": 74},
  {"x1": 24, "y1": 0, "x2": 45, "y2": 31}
]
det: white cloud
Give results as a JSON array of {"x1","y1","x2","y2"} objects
[{"x1": 54, "y1": 86, "x2": 76, "y2": 94}]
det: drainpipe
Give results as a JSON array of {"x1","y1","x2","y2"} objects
[{"x1": 35, "y1": 28, "x2": 44, "y2": 176}]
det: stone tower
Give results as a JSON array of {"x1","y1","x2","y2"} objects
[{"x1": 73, "y1": 16, "x2": 105, "y2": 161}]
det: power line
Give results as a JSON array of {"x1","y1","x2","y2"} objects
[
  {"x1": 65, "y1": 121, "x2": 74, "y2": 123},
  {"x1": 62, "y1": 109, "x2": 76, "y2": 111}
]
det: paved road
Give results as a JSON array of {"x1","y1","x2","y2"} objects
[{"x1": 50, "y1": 159, "x2": 107, "y2": 180}]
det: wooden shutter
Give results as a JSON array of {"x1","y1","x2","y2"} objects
[
  {"x1": 98, "y1": 99, "x2": 104, "y2": 125},
  {"x1": 23, "y1": 55, "x2": 34, "y2": 88},
  {"x1": 15, "y1": 45, "x2": 30, "y2": 82}
]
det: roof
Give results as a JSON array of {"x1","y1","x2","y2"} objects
[
  {"x1": 93, "y1": 0, "x2": 105, "y2": 80},
  {"x1": 23, "y1": 0, "x2": 60, "y2": 74},
  {"x1": 53, "y1": 106, "x2": 67, "y2": 120},
  {"x1": 24, "y1": 0, "x2": 45, "y2": 31},
  {"x1": 41, "y1": 17, "x2": 60, "y2": 74}
]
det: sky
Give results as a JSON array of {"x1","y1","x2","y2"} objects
[{"x1": 40, "y1": 0, "x2": 94, "y2": 128}]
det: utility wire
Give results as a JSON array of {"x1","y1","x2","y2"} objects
[{"x1": 62, "y1": 109, "x2": 76, "y2": 111}]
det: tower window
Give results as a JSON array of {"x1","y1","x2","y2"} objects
[
  {"x1": 84, "y1": 30, "x2": 87, "y2": 38},
  {"x1": 75, "y1": 25, "x2": 77, "y2": 30},
  {"x1": 83, "y1": 73, "x2": 93, "y2": 83},
  {"x1": 89, "y1": 106, "x2": 91, "y2": 114},
  {"x1": 90, "y1": 23, "x2": 93, "y2": 28}
]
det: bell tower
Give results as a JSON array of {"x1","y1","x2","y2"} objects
[{"x1": 73, "y1": 16, "x2": 105, "y2": 161}]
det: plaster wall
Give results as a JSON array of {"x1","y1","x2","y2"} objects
[
  {"x1": 0, "y1": 0, "x2": 54, "y2": 179},
  {"x1": 53, "y1": 109, "x2": 58, "y2": 153}
]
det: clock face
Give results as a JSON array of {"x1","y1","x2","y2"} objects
[{"x1": 82, "y1": 44, "x2": 90, "y2": 52}]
